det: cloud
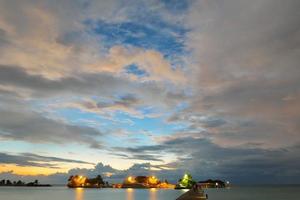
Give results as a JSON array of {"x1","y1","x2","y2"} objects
[
  {"x1": 111, "y1": 152, "x2": 164, "y2": 162},
  {"x1": 0, "y1": 62, "x2": 186, "y2": 156},
  {"x1": 113, "y1": 135, "x2": 300, "y2": 183},
  {"x1": 0, "y1": 171, "x2": 68, "y2": 184},
  {"x1": 62, "y1": 94, "x2": 144, "y2": 118},
  {"x1": 0, "y1": 0, "x2": 300, "y2": 185},
  {"x1": 2, "y1": 140, "x2": 300, "y2": 184},
  {"x1": 86, "y1": 45, "x2": 186, "y2": 84},
  {"x1": 0, "y1": 64, "x2": 186, "y2": 121},
  {"x1": 0, "y1": 64, "x2": 185, "y2": 104},
  {"x1": 0, "y1": 107, "x2": 103, "y2": 149},
  {"x1": 0, "y1": 0, "x2": 186, "y2": 84},
  {"x1": 0, "y1": 152, "x2": 94, "y2": 169},
  {"x1": 0, "y1": 162, "x2": 179, "y2": 184},
  {"x1": 177, "y1": 0, "x2": 300, "y2": 148},
  {"x1": 0, "y1": 65, "x2": 138, "y2": 98},
  {"x1": 0, "y1": 0, "x2": 125, "y2": 79}
]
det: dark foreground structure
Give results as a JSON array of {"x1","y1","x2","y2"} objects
[{"x1": 176, "y1": 187, "x2": 207, "y2": 200}]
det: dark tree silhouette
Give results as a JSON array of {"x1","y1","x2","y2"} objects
[{"x1": 6, "y1": 180, "x2": 12, "y2": 185}]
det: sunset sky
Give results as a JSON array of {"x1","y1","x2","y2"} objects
[{"x1": 0, "y1": 0, "x2": 300, "y2": 184}]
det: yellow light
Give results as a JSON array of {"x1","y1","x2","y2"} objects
[
  {"x1": 126, "y1": 188, "x2": 134, "y2": 200},
  {"x1": 127, "y1": 176, "x2": 135, "y2": 183},
  {"x1": 75, "y1": 187, "x2": 84, "y2": 200},
  {"x1": 148, "y1": 176, "x2": 158, "y2": 185},
  {"x1": 73, "y1": 175, "x2": 86, "y2": 186},
  {"x1": 149, "y1": 187, "x2": 157, "y2": 200}
]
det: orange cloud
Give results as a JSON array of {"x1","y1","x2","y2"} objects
[
  {"x1": 0, "y1": 3, "x2": 186, "y2": 85},
  {"x1": 86, "y1": 46, "x2": 186, "y2": 84},
  {"x1": 0, "y1": 164, "x2": 65, "y2": 176}
]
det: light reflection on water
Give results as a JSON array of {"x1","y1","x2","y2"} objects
[
  {"x1": 73, "y1": 187, "x2": 159, "y2": 200},
  {"x1": 126, "y1": 188, "x2": 134, "y2": 200},
  {"x1": 75, "y1": 188, "x2": 84, "y2": 200},
  {"x1": 2, "y1": 186, "x2": 299, "y2": 200},
  {"x1": 149, "y1": 188, "x2": 157, "y2": 200}
]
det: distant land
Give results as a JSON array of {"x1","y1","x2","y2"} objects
[
  {"x1": 0, "y1": 179, "x2": 51, "y2": 187},
  {"x1": 67, "y1": 173, "x2": 228, "y2": 189}
]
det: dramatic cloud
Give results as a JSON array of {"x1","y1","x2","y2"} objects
[
  {"x1": 0, "y1": 108, "x2": 103, "y2": 149},
  {"x1": 0, "y1": 152, "x2": 94, "y2": 168},
  {"x1": 114, "y1": 136, "x2": 300, "y2": 184},
  {"x1": 61, "y1": 94, "x2": 145, "y2": 118},
  {"x1": 0, "y1": 0, "x2": 300, "y2": 184},
  {"x1": 87, "y1": 46, "x2": 186, "y2": 84},
  {"x1": 0, "y1": 0, "x2": 185, "y2": 84},
  {"x1": 184, "y1": 0, "x2": 300, "y2": 148}
]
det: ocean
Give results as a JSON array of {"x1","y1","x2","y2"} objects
[{"x1": 0, "y1": 185, "x2": 299, "y2": 200}]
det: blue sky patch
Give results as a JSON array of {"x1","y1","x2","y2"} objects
[
  {"x1": 85, "y1": 19, "x2": 188, "y2": 58},
  {"x1": 124, "y1": 64, "x2": 149, "y2": 77}
]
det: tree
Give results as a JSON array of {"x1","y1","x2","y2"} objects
[
  {"x1": 96, "y1": 175, "x2": 104, "y2": 185},
  {"x1": 16, "y1": 180, "x2": 24, "y2": 186},
  {"x1": 178, "y1": 173, "x2": 196, "y2": 188},
  {"x1": 68, "y1": 175, "x2": 74, "y2": 181},
  {"x1": 6, "y1": 180, "x2": 12, "y2": 185},
  {"x1": 0, "y1": 179, "x2": 5, "y2": 185}
]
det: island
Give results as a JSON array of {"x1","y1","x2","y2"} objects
[
  {"x1": 67, "y1": 175, "x2": 110, "y2": 188},
  {"x1": 175, "y1": 174, "x2": 229, "y2": 189},
  {"x1": 175, "y1": 173, "x2": 196, "y2": 189},
  {"x1": 120, "y1": 175, "x2": 174, "y2": 189},
  {"x1": 67, "y1": 173, "x2": 228, "y2": 190},
  {"x1": 198, "y1": 179, "x2": 229, "y2": 188},
  {"x1": 0, "y1": 179, "x2": 51, "y2": 187}
]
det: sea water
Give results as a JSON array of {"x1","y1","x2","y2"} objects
[{"x1": 0, "y1": 185, "x2": 299, "y2": 200}]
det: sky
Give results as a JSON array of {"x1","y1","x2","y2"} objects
[{"x1": 0, "y1": 0, "x2": 300, "y2": 184}]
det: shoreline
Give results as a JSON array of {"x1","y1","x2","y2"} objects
[{"x1": 0, "y1": 185, "x2": 52, "y2": 187}]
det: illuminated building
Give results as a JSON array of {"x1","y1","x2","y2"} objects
[
  {"x1": 67, "y1": 175, "x2": 105, "y2": 188},
  {"x1": 121, "y1": 176, "x2": 174, "y2": 189}
]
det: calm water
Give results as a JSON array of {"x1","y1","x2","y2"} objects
[{"x1": 0, "y1": 186, "x2": 299, "y2": 200}]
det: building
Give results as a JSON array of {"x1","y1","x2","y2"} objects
[{"x1": 121, "y1": 176, "x2": 174, "y2": 189}]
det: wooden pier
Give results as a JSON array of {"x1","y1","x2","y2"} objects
[{"x1": 176, "y1": 188, "x2": 207, "y2": 200}]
